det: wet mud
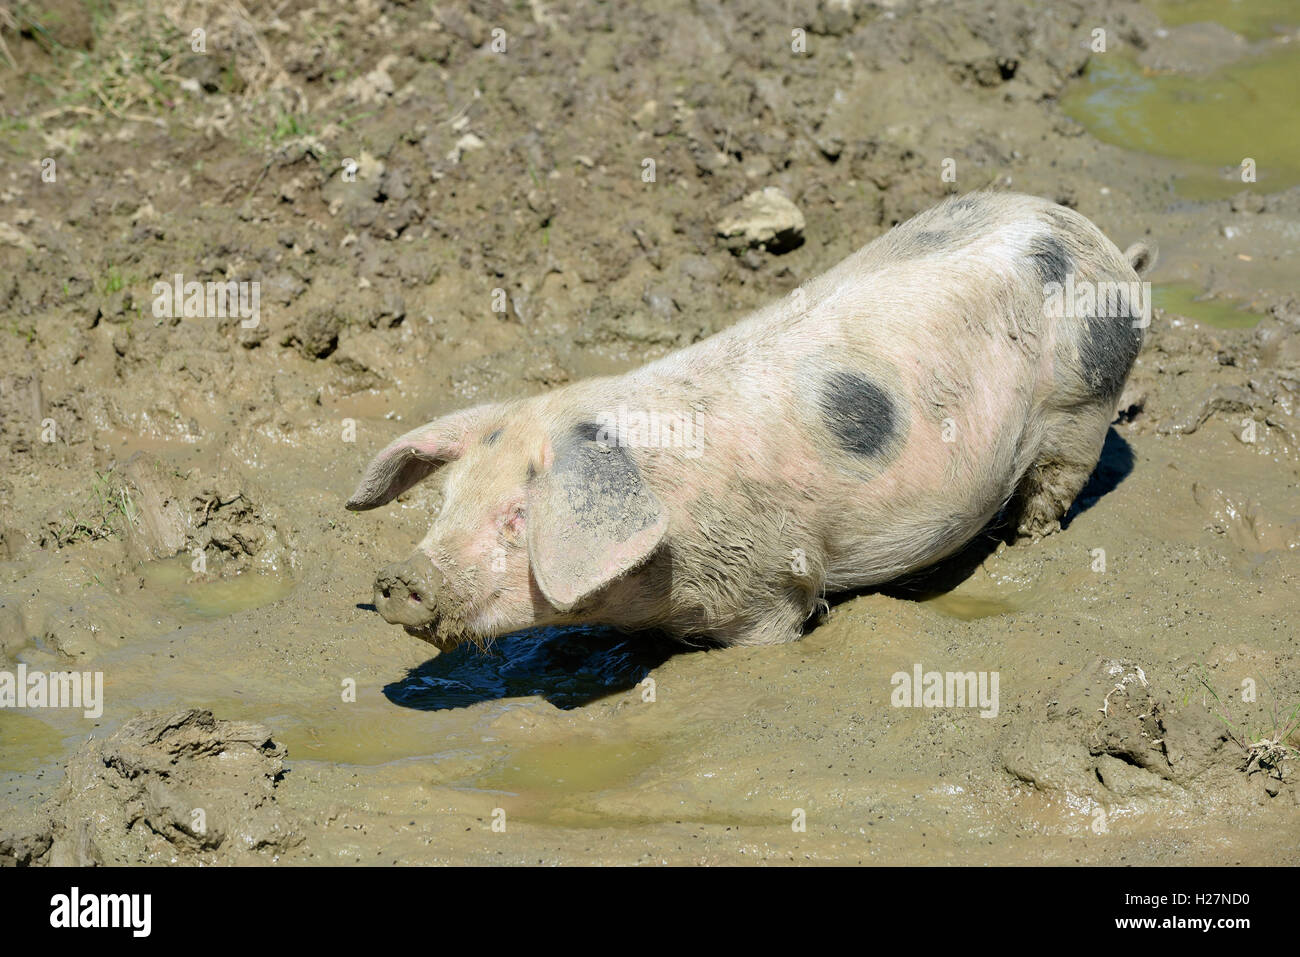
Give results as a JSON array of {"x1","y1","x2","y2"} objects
[{"x1": 0, "y1": 0, "x2": 1297, "y2": 864}]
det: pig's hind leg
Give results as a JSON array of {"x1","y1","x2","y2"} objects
[
  {"x1": 1006, "y1": 401, "x2": 1113, "y2": 540},
  {"x1": 1010, "y1": 273, "x2": 1146, "y2": 540}
]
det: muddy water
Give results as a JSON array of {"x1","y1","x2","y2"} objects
[
  {"x1": 0, "y1": 715, "x2": 64, "y2": 774},
  {"x1": 1153, "y1": 283, "x2": 1267, "y2": 329},
  {"x1": 1061, "y1": 46, "x2": 1300, "y2": 198},
  {"x1": 2, "y1": 0, "x2": 1299, "y2": 865},
  {"x1": 1152, "y1": 0, "x2": 1300, "y2": 41},
  {"x1": 139, "y1": 557, "x2": 296, "y2": 619}
]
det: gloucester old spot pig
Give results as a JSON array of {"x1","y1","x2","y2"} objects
[{"x1": 348, "y1": 192, "x2": 1153, "y2": 651}]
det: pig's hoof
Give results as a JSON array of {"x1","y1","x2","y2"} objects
[
  {"x1": 1008, "y1": 446, "x2": 1103, "y2": 544},
  {"x1": 1015, "y1": 517, "x2": 1061, "y2": 542}
]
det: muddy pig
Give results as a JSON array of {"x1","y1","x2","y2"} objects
[{"x1": 348, "y1": 192, "x2": 1153, "y2": 650}]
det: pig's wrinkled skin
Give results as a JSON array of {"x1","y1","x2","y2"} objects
[{"x1": 348, "y1": 192, "x2": 1152, "y2": 651}]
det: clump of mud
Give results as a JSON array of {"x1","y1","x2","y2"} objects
[
  {"x1": 1126, "y1": 298, "x2": 1300, "y2": 465},
  {"x1": 0, "y1": 709, "x2": 299, "y2": 866},
  {"x1": 1005, "y1": 658, "x2": 1215, "y2": 798},
  {"x1": 1003, "y1": 656, "x2": 1296, "y2": 808}
]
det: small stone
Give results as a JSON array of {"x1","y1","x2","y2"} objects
[
  {"x1": 716, "y1": 187, "x2": 805, "y2": 255},
  {"x1": 447, "y1": 133, "x2": 486, "y2": 164}
]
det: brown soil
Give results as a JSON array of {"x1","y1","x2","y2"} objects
[{"x1": 0, "y1": 0, "x2": 1297, "y2": 865}]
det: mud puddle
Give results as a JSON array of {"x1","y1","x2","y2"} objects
[
  {"x1": 138, "y1": 557, "x2": 296, "y2": 620},
  {"x1": 923, "y1": 591, "x2": 1021, "y2": 621},
  {"x1": 0, "y1": 714, "x2": 66, "y2": 774},
  {"x1": 1151, "y1": 0, "x2": 1300, "y2": 41},
  {"x1": 1153, "y1": 282, "x2": 1268, "y2": 329},
  {"x1": 1063, "y1": 5, "x2": 1300, "y2": 198},
  {"x1": 472, "y1": 738, "x2": 675, "y2": 827}
]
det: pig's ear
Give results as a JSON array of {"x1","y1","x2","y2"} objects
[
  {"x1": 346, "y1": 407, "x2": 489, "y2": 511},
  {"x1": 526, "y1": 433, "x2": 668, "y2": 612}
]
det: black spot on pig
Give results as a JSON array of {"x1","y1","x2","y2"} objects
[
  {"x1": 1077, "y1": 289, "x2": 1144, "y2": 399},
  {"x1": 554, "y1": 431, "x2": 657, "y2": 537},
  {"x1": 573, "y1": 420, "x2": 616, "y2": 446},
  {"x1": 819, "y1": 371, "x2": 899, "y2": 459},
  {"x1": 913, "y1": 230, "x2": 949, "y2": 250},
  {"x1": 1027, "y1": 235, "x2": 1070, "y2": 287},
  {"x1": 483, "y1": 428, "x2": 502, "y2": 446}
]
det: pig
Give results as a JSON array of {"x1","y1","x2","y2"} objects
[{"x1": 347, "y1": 192, "x2": 1153, "y2": 651}]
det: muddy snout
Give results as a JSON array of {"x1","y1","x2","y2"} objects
[{"x1": 373, "y1": 554, "x2": 446, "y2": 629}]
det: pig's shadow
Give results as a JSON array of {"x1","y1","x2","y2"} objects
[
  {"x1": 1063, "y1": 426, "x2": 1136, "y2": 527},
  {"x1": 871, "y1": 426, "x2": 1135, "y2": 601},
  {"x1": 383, "y1": 626, "x2": 682, "y2": 711}
]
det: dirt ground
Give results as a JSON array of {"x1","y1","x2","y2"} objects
[{"x1": 0, "y1": 0, "x2": 1297, "y2": 865}]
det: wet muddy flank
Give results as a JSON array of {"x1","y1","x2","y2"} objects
[{"x1": 1, "y1": 0, "x2": 1298, "y2": 864}]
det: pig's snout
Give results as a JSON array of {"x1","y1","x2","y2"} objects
[{"x1": 373, "y1": 555, "x2": 446, "y2": 629}]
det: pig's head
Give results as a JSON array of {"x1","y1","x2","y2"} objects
[{"x1": 346, "y1": 404, "x2": 669, "y2": 650}]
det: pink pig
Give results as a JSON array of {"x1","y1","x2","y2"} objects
[{"x1": 348, "y1": 192, "x2": 1152, "y2": 650}]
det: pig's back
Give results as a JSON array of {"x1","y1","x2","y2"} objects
[
  {"x1": 729, "y1": 193, "x2": 1136, "y2": 583},
  {"x1": 627, "y1": 193, "x2": 1142, "y2": 586},
  {"x1": 794, "y1": 193, "x2": 1142, "y2": 583}
]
